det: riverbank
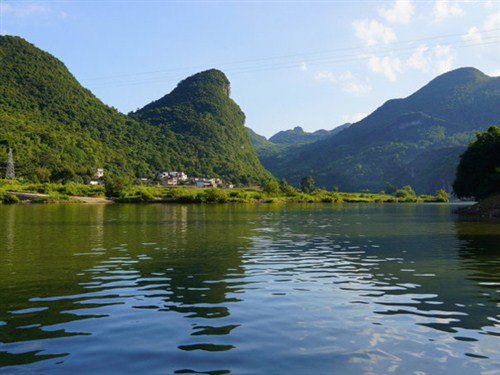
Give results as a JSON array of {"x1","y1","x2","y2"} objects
[
  {"x1": 1, "y1": 181, "x2": 449, "y2": 205},
  {"x1": 455, "y1": 195, "x2": 500, "y2": 218},
  {"x1": 3, "y1": 191, "x2": 113, "y2": 204}
]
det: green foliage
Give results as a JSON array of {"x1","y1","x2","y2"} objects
[
  {"x1": 300, "y1": 176, "x2": 316, "y2": 194},
  {"x1": 105, "y1": 177, "x2": 132, "y2": 198},
  {"x1": 262, "y1": 179, "x2": 280, "y2": 196},
  {"x1": 203, "y1": 188, "x2": 229, "y2": 203},
  {"x1": 131, "y1": 69, "x2": 272, "y2": 185},
  {"x1": 268, "y1": 125, "x2": 349, "y2": 145},
  {"x1": 435, "y1": 189, "x2": 450, "y2": 202},
  {"x1": 1, "y1": 192, "x2": 19, "y2": 204},
  {"x1": 453, "y1": 125, "x2": 500, "y2": 200},
  {"x1": 0, "y1": 36, "x2": 271, "y2": 187},
  {"x1": 279, "y1": 178, "x2": 298, "y2": 196},
  {"x1": 394, "y1": 185, "x2": 417, "y2": 201},
  {"x1": 260, "y1": 68, "x2": 500, "y2": 194},
  {"x1": 0, "y1": 180, "x2": 449, "y2": 204}
]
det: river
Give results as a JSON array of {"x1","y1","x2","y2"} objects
[{"x1": 0, "y1": 203, "x2": 499, "y2": 374}]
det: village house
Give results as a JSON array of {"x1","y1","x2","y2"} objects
[
  {"x1": 89, "y1": 168, "x2": 104, "y2": 186},
  {"x1": 158, "y1": 171, "x2": 188, "y2": 187},
  {"x1": 158, "y1": 171, "x2": 225, "y2": 188}
]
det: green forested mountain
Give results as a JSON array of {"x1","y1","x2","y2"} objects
[
  {"x1": 247, "y1": 124, "x2": 350, "y2": 159},
  {"x1": 261, "y1": 68, "x2": 500, "y2": 194},
  {"x1": 131, "y1": 69, "x2": 271, "y2": 184},
  {"x1": 269, "y1": 125, "x2": 350, "y2": 145},
  {"x1": 247, "y1": 127, "x2": 286, "y2": 157},
  {"x1": 453, "y1": 125, "x2": 500, "y2": 200},
  {"x1": 0, "y1": 36, "x2": 271, "y2": 185}
]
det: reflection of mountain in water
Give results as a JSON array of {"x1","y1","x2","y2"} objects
[
  {"x1": 240, "y1": 205, "x2": 500, "y2": 338},
  {"x1": 123, "y1": 205, "x2": 251, "y2": 352},
  {"x1": 0, "y1": 205, "x2": 111, "y2": 366},
  {"x1": 0, "y1": 205, "x2": 253, "y2": 370}
]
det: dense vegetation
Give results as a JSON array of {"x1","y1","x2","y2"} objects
[
  {"x1": 258, "y1": 68, "x2": 500, "y2": 194},
  {"x1": 0, "y1": 179, "x2": 449, "y2": 204},
  {"x1": 268, "y1": 125, "x2": 350, "y2": 145},
  {"x1": 453, "y1": 125, "x2": 500, "y2": 200},
  {"x1": 131, "y1": 70, "x2": 271, "y2": 184},
  {"x1": 247, "y1": 125, "x2": 350, "y2": 158},
  {"x1": 0, "y1": 36, "x2": 271, "y2": 186}
]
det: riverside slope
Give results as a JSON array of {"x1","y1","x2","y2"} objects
[
  {"x1": 0, "y1": 36, "x2": 271, "y2": 185},
  {"x1": 259, "y1": 68, "x2": 500, "y2": 194}
]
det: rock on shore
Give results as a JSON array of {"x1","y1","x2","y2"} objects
[{"x1": 455, "y1": 195, "x2": 500, "y2": 218}]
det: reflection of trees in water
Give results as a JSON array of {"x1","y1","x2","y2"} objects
[
  {"x1": 0, "y1": 205, "x2": 110, "y2": 366},
  {"x1": 0, "y1": 204, "x2": 254, "y2": 368},
  {"x1": 251, "y1": 205, "x2": 500, "y2": 337},
  {"x1": 130, "y1": 205, "x2": 252, "y2": 352},
  {"x1": 364, "y1": 218, "x2": 500, "y2": 335},
  {"x1": 455, "y1": 218, "x2": 500, "y2": 307}
]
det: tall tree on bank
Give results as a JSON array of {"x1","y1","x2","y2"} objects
[{"x1": 453, "y1": 126, "x2": 500, "y2": 200}]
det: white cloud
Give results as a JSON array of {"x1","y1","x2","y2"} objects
[
  {"x1": 462, "y1": 11, "x2": 500, "y2": 49},
  {"x1": 343, "y1": 81, "x2": 372, "y2": 96},
  {"x1": 406, "y1": 45, "x2": 432, "y2": 72},
  {"x1": 342, "y1": 113, "x2": 368, "y2": 124},
  {"x1": 379, "y1": 0, "x2": 415, "y2": 25},
  {"x1": 484, "y1": 11, "x2": 500, "y2": 31},
  {"x1": 0, "y1": 3, "x2": 49, "y2": 17},
  {"x1": 483, "y1": 0, "x2": 495, "y2": 9},
  {"x1": 352, "y1": 19, "x2": 396, "y2": 46},
  {"x1": 406, "y1": 44, "x2": 456, "y2": 74},
  {"x1": 314, "y1": 70, "x2": 337, "y2": 83},
  {"x1": 315, "y1": 70, "x2": 372, "y2": 96},
  {"x1": 434, "y1": 44, "x2": 455, "y2": 73},
  {"x1": 368, "y1": 55, "x2": 402, "y2": 81},
  {"x1": 432, "y1": 0, "x2": 464, "y2": 22},
  {"x1": 300, "y1": 62, "x2": 308, "y2": 72},
  {"x1": 463, "y1": 26, "x2": 483, "y2": 43}
]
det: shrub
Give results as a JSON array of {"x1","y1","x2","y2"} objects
[
  {"x1": 2, "y1": 193, "x2": 19, "y2": 204},
  {"x1": 203, "y1": 188, "x2": 228, "y2": 203}
]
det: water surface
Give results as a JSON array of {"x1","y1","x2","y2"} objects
[{"x1": 0, "y1": 203, "x2": 499, "y2": 374}]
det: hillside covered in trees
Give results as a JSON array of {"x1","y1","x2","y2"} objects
[
  {"x1": 258, "y1": 68, "x2": 500, "y2": 194},
  {"x1": 454, "y1": 125, "x2": 500, "y2": 200},
  {"x1": 0, "y1": 36, "x2": 271, "y2": 185}
]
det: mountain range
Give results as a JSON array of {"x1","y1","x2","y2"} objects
[
  {"x1": 1, "y1": 35, "x2": 499, "y2": 194},
  {"x1": 253, "y1": 67, "x2": 500, "y2": 194},
  {"x1": 0, "y1": 36, "x2": 271, "y2": 185}
]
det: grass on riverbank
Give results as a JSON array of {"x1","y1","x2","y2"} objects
[{"x1": 0, "y1": 180, "x2": 449, "y2": 204}]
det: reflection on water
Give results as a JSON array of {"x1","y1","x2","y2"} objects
[{"x1": 0, "y1": 203, "x2": 499, "y2": 374}]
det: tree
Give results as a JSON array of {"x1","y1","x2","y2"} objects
[
  {"x1": 453, "y1": 126, "x2": 500, "y2": 200},
  {"x1": 300, "y1": 176, "x2": 316, "y2": 194},
  {"x1": 435, "y1": 189, "x2": 450, "y2": 202},
  {"x1": 262, "y1": 179, "x2": 280, "y2": 196},
  {"x1": 394, "y1": 185, "x2": 417, "y2": 200},
  {"x1": 35, "y1": 167, "x2": 51, "y2": 183},
  {"x1": 5, "y1": 148, "x2": 15, "y2": 180},
  {"x1": 279, "y1": 178, "x2": 298, "y2": 196}
]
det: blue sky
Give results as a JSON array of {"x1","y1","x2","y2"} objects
[{"x1": 1, "y1": 0, "x2": 499, "y2": 137}]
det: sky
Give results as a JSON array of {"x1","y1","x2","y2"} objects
[{"x1": 1, "y1": 0, "x2": 499, "y2": 138}]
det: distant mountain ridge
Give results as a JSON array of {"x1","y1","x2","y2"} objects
[
  {"x1": 0, "y1": 35, "x2": 271, "y2": 184},
  {"x1": 269, "y1": 125, "x2": 350, "y2": 144},
  {"x1": 248, "y1": 123, "x2": 350, "y2": 158},
  {"x1": 260, "y1": 67, "x2": 500, "y2": 194}
]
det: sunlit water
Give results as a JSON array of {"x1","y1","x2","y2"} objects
[{"x1": 0, "y1": 203, "x2": 499, "y2": 374}]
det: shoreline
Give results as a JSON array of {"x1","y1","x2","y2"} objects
[
  {"x1": 1, "y1": 184, "x2": 451, "y2": 205},
  {"x1": 2, "y1": 190, "x2": 452, "y2": 205},
  {"x1": 454, "y1": 195, "x2": 500, "y2": 218},
  {"x1": 4, "y1": 191, "x2": 113, "y2": 204}
]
